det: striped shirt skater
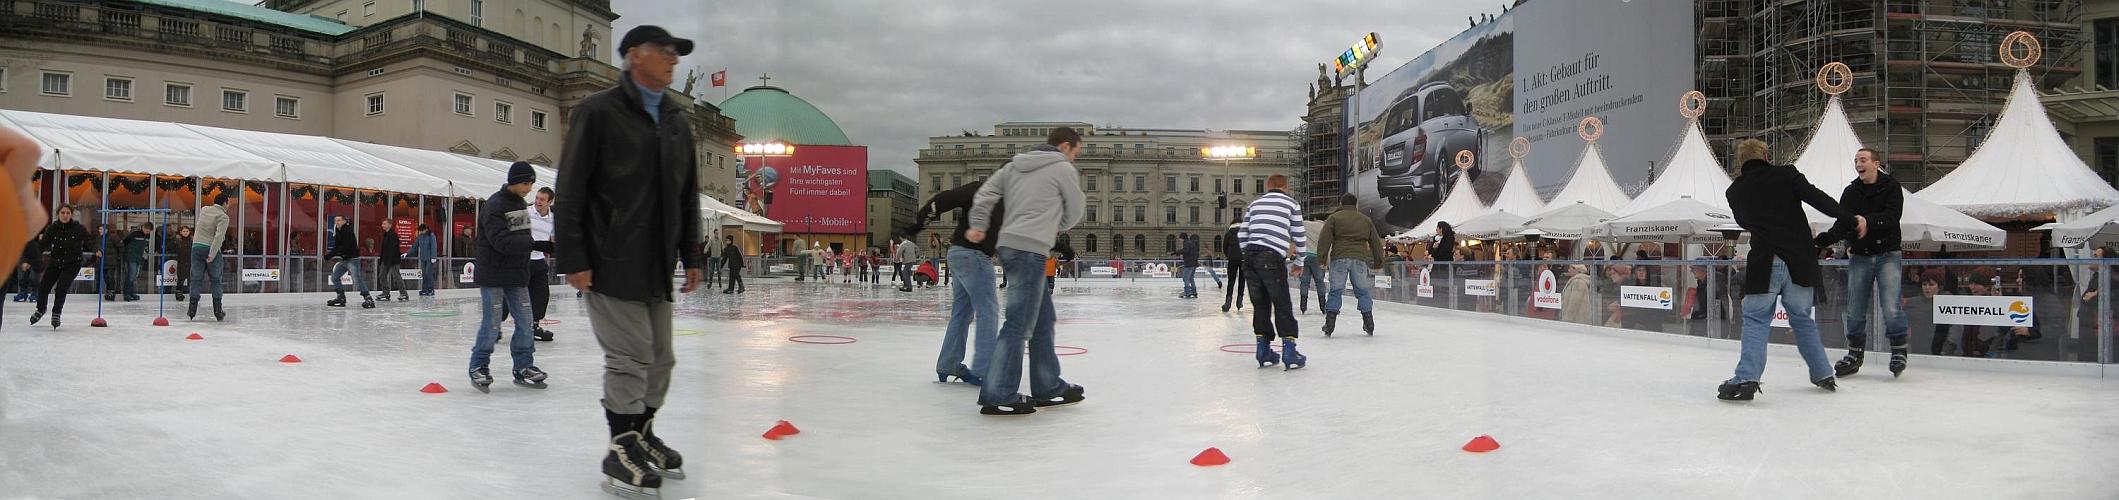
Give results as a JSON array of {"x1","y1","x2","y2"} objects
[{"x1": 1238, "y1": 191, "x2": 1307, "y2": 259}]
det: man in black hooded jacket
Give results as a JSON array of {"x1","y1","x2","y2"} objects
[
  {"x1": 1814, "y1": 148, "x2": 1910, "y2": 378},
  {"x1": 324, "y1": 216, "x2": 373, "y2": 308},
  {"x1": 1717, "y1": 138, "x2": 1862, "y2": 401},
  {"x1": 466, "y1": 161, "x2": 547, "y2": 393}
]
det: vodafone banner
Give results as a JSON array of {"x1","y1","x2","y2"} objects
[
  {"x1": 1768, "y1": 303, "x2": 1817, "y2": 328},
  {"x1": 1416, "y1": 267, "x2": 1434, "y2": 298},
  {"x1": 1532, "y1": 269, "x2": 1562, "y2": 309}
]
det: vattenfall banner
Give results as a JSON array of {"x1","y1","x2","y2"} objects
[
  {"x1": 1464, "y1": 279, "x2": 1497, "y2": 297},
  {"x1": 1619, "y1": 285, "x2": 1673, "y2": 310},
  {"x1": 1933, "y1": 295, "x2": 2035, "y2": 327}
]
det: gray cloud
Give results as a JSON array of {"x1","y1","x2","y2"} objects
[{"x1": 614, "y1": 0, "x2": 1508, "y2": 176}]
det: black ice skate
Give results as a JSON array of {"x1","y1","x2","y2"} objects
[
  {"x1": 469, "y1": 366, "x2": 494, "y2": 393},
  {"x1": 1834, "y1": 350, "x2": 1864, "y2": 377},
  {"x1": 534, "y1": 328, "x2": 554, "y2": 342},
  {"x1": 28, "y1": 309, "x2": 42, "y2": 325},
  {"x1": 375, "y1": 293, "x2": 390, "y2": 302},
  {"x1": 602, "y1": 431, "x2": 663, "y2": 499},
  {"x1": 979, "y1": 397, "x2": 1037, "y2": 416},
  {"x1": 641, "y1": 411, "x2": 684, "y2": 480},
  {"x1": 326, "y1": 295, "x2": 346, "y2": 307},
  {"x1": 513, "y1": 367, "x2": 548, "y2": 389},
  {"x1": 1812, "y1": 376, "x2": 1837, "y2": 392},
  {"x1": 1889, "y1": 342, "x2": 1909, "y2": 378},
  {"x1": 1717, "y1": 381, "x2": 1759, "y2": 401},
  {"x1": 1032, "y1": 384, "x2": 1086, "y2": 408},
  {"x1": 360, "y1": 295, "x2": 376, "y2": 309},
  {"x1": 1362, "y1": 312, "x2": 1375, "y2": 335},
  {"x1": 1322, "y1": 313, "x2": 1337, "y2": 337}
]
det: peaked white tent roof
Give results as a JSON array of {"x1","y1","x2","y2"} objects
[
  {"x1": 1402, "y1": 173, "x2": 1488, "y2": 238},
  {"x1": 1791, "y1": 95, "x2": 2007, "y2": 250},
  {"x1": 1544, "y1": 143, "x2": 1631, "y2": 214},
  {"x1": 702, "y1": 194, "x2": 782, "y2": 232},
  {"x1": 1483, "y1": 158, "x2": 1547, "y2": 217},
  {"x1": 1619, "y1": 120, "x2": 1730, "y2": 215},
  {"x1": 0, "y1": 109, "x2": 279, "y2": 181},
  {"x1": 1914, "y1": 72, "x2": 2119, "y2": 219}
]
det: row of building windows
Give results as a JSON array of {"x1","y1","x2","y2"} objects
[
  {"x1": 945, "y1": 142, "x2": 1287, "y2": 159},
  {"x1": 926, "y1": 171, "x2": 1267, "y2": 196},
  {"x1": 6, "y1": 68, "x2": 549, "y2": 131},
  {"x1": 1076, "y1": 233, "x2": 1223, "y2": 255}
]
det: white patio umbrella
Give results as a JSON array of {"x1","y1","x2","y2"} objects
[
  {"x1": 1454, "y1": 211, "x2": 1531, "y2": 241},
  {"x1": 1520, "y1": 202, "x2": 1615, "y2": 241},
  {"x1": 1588, "y1": 196, "x2": 1735, "y2": 243},
  {"x1": 2035, "y1": 203, "x2": 2119, "y2": 248}
]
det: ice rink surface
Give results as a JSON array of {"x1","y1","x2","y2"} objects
[{"x1": 1, "y1": 277, "x2": 2115, "y2": 499}]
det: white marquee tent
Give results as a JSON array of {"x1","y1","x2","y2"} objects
[
  {"x1": 1913, "y1": 72, "x2": 2119, "y2": 219},
  {"x1": 1485, "y1": 158, "x2": 1547, "y2": 217},
  {"x1": 1792, "y1": 96, "x2": 2006, "y2": 251},
  {"x1": 1618, "y1": 120, "x2": 1730, "y2": 216},
  {"x1": 1401, "y1": 173, "x2": 1488, "y2": 239},
  {"x1": 1541, "y1": 143, "x2": 1632, "y2": 215}
]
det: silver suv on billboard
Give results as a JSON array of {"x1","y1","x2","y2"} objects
[{"x1": 1375, "y1": 81, "x2": 1479, "y2": 225}]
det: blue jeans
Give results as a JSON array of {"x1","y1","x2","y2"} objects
[
  {"x1": 940, "y1": 246, "x2": 1000, "y2": 377},
  {"x1": 418, "y1": 260, "x2": 437, "y2": 293},
  {"x1": 122, "y1": 259, "x2": 141, "y2": 298},
  {"x1": 1730, "y1": 260, "x2": 1834, "y2": 384},
  {"x1": 1181, "y1": 265, "x2": 1198, "y2": 295},
  {"x1": 188, "y1": 246, "x2": 224, "y2": 304},
  {"x1": 1844, "y1": 251, "x2": 1909, "y2": 347},
  {"x1": 330, "y1": 258, "x2": 370, "y2": 295},
  {"x1": 1297, "y1": 255, "x2": 1326, "y2": 306},
  {"x1": 978, "y1": 248, "x2": 1069, "y2": 405},
  {"x1": 1325, "y1": 258, "x2": 1374, "y2": 314},
  {"x1": 469, "y1": 286, "x2": 536, "y2": 372},
  {"x1": 1206, "y1": 263, "x2": 1222, "y2": 286}
]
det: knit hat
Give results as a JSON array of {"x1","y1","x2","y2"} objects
[{"x1": 507, "y1": 161, "x2": 535, "y2": 185}]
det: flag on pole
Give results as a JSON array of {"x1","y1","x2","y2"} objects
[{"x1": 711, "y1": 70, "x2": 727, "y2": 87}]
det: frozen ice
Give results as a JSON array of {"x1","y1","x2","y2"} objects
[{"x1": 1, "y1": 278, "x2": 2115, "y2": 498}]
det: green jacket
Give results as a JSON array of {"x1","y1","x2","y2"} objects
[{"x1": 1315, "y1": 207, "x2": 1384, "y2": 268}]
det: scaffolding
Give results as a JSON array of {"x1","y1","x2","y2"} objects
[
  {"x1": 1303, "y1": 84, "x2": 1351, "y2": 215},
  {"x1": 1699, "y1": 0, "x2": 2084, "y2": 189}
]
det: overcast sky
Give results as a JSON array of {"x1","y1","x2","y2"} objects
[{"x1": 612, "y1": 0, "x2": 1510, "y2": 176}]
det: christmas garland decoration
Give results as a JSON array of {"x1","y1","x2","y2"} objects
[
  {"x1": 153, "y1": 177, "x2": 199, "y2": 191},
  {"x1": 66, "y1": 173, "x2": 103, "y2": 190},
  {"x1": 323, "y1": 189, "x2": 356, "y2": 205},
  {"x1": 292, "y1": 185, "x2": 319, "y2": 200},
  {"x1": 110, "y1": 176, "x2": 152, "y2": 195},
  {"x1": 246, "y1": 181, "x2": 268, "y2": 195}
]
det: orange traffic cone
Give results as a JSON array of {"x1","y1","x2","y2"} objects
[
  {"x1": 419, "y1": 382, "x2": 448, "y2": 394},
  {"x1": 762, "y1": 420, "x2": 801, "y2": 440},
  {"x1": 279, "y1": 354, "x2": 302, "y2": 364},
  {"x1": 1189, "y1": 447, "x2": 1231, "y2": 466},
  {"x1": 1462, "y1": 435, "x2": 1501, "y2": 453},
  {"x1": 185, "y1": 333, "x2": 204, "y2": 340}
]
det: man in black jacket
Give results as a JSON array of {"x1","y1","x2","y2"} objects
[
  {"x1": 1815, "y1": 148, "x2": 1911, "y2": 378},
  {"x1": 466, "y1": 161, "x2": 547, "y2": 394},
  {"x1": 1718, "y1": 138, "x2": 1864, "y2": 401},
  {"x1": 324, "y1": 215, "x2": 373, "y2": 308},
  {"x1": 1221, "y1": 221, "x2": 1246, "y2": 312},
  {"x1": 1171, "y1": 233, "x2": 1201, "y2": 298},
  {"x1": 554, "y1": 25, "x2": 702, "y2": 495},
  {"x1": 375, "y1": 219, "x2": 404, "y2": 302},
  {"x1": 29, "y1": 206, "x2": 91, "y2": 328},
  {"x1": 916, "y1": 179, "x2": 1003, "y2": 385}
]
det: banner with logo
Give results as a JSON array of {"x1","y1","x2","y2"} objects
[
  {"x1": 1464, "y1": 279, "x2": 1497, "y2": 297},
  {"x1": 1374, "y1": 274, "x2": 1392, "y2": 289},
  {"x1": 1416, "y1": 267, "x2": 1433, "y2": 297},
  {"x1": 158, "y1": 260, "x2": 178, "y2": 286},
  {"x1": 75, "y1": 268, "x2": 96, "y2": 281},
  {"x1": 1532, "y1": 269, "x2": 1563, "y2": 309},
  {"x1": 1090, "y1": 266, "x2": 1117, "y2": 277},
  {"x1": 240, "y1": 268, "x2": 280, "y2": 282},
  {"x1": 459, "y1": 263, "x2": 475, "y2": 284},
  {"x1": 1934, "y1": 295, "x2": 2035, "y2": 327},
  {"x1": 1619, "y1": 285, "x2": 1673, "y2": 310},
  {"x1": 399, "y1": 269, "x2": 421, "y2": 280}
]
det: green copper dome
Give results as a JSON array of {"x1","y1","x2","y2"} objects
[{"x1": 719, "y1": 86, "x2": 852, "y2": 146}]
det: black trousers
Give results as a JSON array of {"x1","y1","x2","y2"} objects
[
  {"x1": 502, "y1": 259, "x2": 551, "y2": 323},
  {"x1": 1222, "y1": 258, "x2": 1247, "y2": 309},
  {"x1": 724, "y1": 267, "x2": 744, "y2": 291},
  {"x1": 375, "y1": 261, "x2": 401, "y2": 295},
  {"x1": 1243, "y1": 249, "x2": 1297, "y2": 339},
  {"x1": 35, "y1": 261, "x2": 82, "y2": 315}
]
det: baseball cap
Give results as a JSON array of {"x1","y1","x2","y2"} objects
[{"x1": 618, "y1": 25, "x2": 694, "y2": 57}]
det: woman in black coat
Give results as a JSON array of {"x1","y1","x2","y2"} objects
[
  {"x1": 722, "y1": 236, "x2": 745, "y2": 294},
  {"x1": 30, "y1": 206, "x2": 93, "y2": 327}
]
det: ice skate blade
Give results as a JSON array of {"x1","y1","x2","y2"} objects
[
  {"x1": 473, "y1": 383, "x2": 491, "y2": 394},
  {"x1": 601, "y1": 479, "x2": 660, "y2": 499},
  {"x1": 652, "y1": 466, "x2": 685, "y2": 480},
  {"x1": 513, "y1": 379, "x2": 548, "y2": 389}
]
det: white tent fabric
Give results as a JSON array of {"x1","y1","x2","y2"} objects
[
  {"x1": 701, "y1": 195, "x2": 782, "y2": 232},
  {"x1": 1452, "y1": 211, "x2": 1529, "y2": 240},
  {"x1": 2036, "y1": 203, "x2": 2119, "y2": 248},
  {"x1": 0, "y1": 113, "x2": 51, "y2": 171},
  {"x1": 1915, "y1": 72, "x2": 2119, "y2": 218},
  {"x1": 1619, "y1": 120, "x2": 1730, "y2": 215},
  {"x1": 330, "y1": 139, "x2": 517, "y2": 199},
  {"x1": 1589, "y1": 196, "x2": 1736, "y2": 242},
  {"x1": 454, "y1": 154, "x2": 558, "y2": 194},
  {"x1": 179, "y1": 124, "x2": 451, "y2": 198},
  {"x1": 1521, "y1": 202, "x2": 1615, "y2": 241},
  {"x1": 0, "y1": 109, "x2": 279, "y2": 181},
  {"x1": 1402, "y1": 174, "x2": 1488, "y2": 239},
  {"x1": 1791, "y1": 96, "x2": 2007, "y2": 250},
  {"x1": 1544, "y1": 143, "x2": 1631, "y2": 214},
  {"x1": 1484, "y1": 158, "x2": 1547, "y2": 217}
]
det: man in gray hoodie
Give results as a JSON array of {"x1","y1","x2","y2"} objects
[
  {"x1": 189, "y1": 193, "x2": 231, "y2": 321},
  {"x1": 965, "y1": 126, "x2": 1087, "y2": 416}
]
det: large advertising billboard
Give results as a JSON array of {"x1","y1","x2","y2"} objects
[
  {"x1": 739, "y1": 145, "x2": 868, "y2": 234},
  {"x1": 1343, "y1": 0, "x2": 1693, "y2": 234}
]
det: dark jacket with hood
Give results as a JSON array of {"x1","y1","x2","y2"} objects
[
  {"x1": 553, "y1": 72, "x2": 704, "y2": 302},
  {"x1": 1172, "y1": 237, "x2": 1200, "y2": 268},
  {"x1": 476, "y1": 187, "x2": 533, "y2": 287},
  {"x1": 723, "y1": 243, "x2": 744, "y2": 270},
  {"x1": 916, "y1": 179, "x2": 1003, "y2": 256},
  {"x1": 1428, "y1": 226, "x2": 1456, "y2": 262},
  {"x1": 1726, "y1": 159, "x2": 1855, "y2": 294},
  {"x1": 1816, "y1": 171, "x2": 1904, "y2": 256},
  {"x1": 378, "y1": 227, "x2": 403, "y2": 267}
]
